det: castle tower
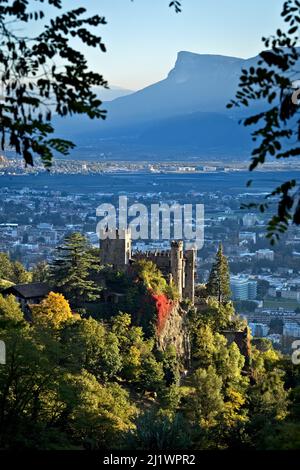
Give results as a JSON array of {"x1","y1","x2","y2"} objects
[
  {"x1": 99, "y1": 228, "x2": 131, "y2": 271},
  {"x1": 171, "y1": 240, "x2": 184, "y2": 299},
  {"x1": 183, "y1": 248, "x2": 196, "y2": 303}
]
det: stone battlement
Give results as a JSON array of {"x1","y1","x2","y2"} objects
[{"x1": 134, "y1": 250, "x2": 171, "y2": 258}]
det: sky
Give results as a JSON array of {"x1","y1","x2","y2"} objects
[{"x1": 49, "y1": 0, "x2": 285, "y2": 90}]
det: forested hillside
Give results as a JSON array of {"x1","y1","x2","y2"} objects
[{"x1": 0, "y1": 236, "x2": 300, "y2": 450}]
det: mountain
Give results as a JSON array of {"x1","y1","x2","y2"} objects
[
  {"x1": 53, "y1": 51, "x2": 265, "y2": 159},
  {"x1": 103, "y1": 52, "x2": 259, "y2": 126},
  {"x1": 94, "y1": 85, "x2": 134, "y2": 102}
]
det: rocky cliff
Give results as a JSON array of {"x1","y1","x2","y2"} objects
[
  {"x1": 153, "y1": 296, "x2": 191, "y2": 366},
  {"x1": 133, "y1": 290, "x2": 191, "y2": 365}
]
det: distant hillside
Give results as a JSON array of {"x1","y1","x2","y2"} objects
[
  {"x1": 94, "y1": 85, "x2": 134, "y2": 102},
  {"x1": 138, "y1": 111, "x2": 252, "y2": 153}
]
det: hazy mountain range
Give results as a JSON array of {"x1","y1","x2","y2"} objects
[
  {"x1": 54, "y1": 51, "x2": 267, "y2": 160},
  {"x1": 94, "y1": 85, "x2": 133, "y2": 102}
]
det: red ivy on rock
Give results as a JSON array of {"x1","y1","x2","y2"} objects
[{"x1": 151, "y1": 292, "x2": 173, "y2": 335}]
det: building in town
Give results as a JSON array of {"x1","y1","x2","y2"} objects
[
  {"x1": 230, "y1": 275, "x2": 257, "y2": 301},
  {"x1": 256, "y1": 249, "x2": 275, "y2": 261}
]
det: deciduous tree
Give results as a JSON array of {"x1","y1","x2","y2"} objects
[
  {"x1": 31, "y1": 291, "x2": 73, "y2": 328},
  {"x1": 228, "y1": 0, "x2": 300, "y2": 242}
]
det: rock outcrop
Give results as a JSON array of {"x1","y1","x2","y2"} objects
[{"x1": 154, "y1": 297, "x2": 190, "y2": 366}]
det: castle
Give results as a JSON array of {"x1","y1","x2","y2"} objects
[{"x1": 100, "y1": 229, "x2": 196, "y2": 303}]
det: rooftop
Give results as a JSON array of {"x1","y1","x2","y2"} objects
[{"x1": 4, "y1": 282, "x2": 51, "y2": 299}]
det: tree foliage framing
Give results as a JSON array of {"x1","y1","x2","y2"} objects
[
  {"x1": 0, "y1": 0, "x2": 108, "y2": 167},
  {"x1": 0, "y1": 0, "x2": 182, "y2": 167},
  {"x1": 227, "y1": 0, "x2": 300, "y2": 244}
]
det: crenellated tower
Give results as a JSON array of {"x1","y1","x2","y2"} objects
[
  {"x1": 171, "y1": 240, "x2": 184, "y2": 300},
  {"x1": 99, "y1": 228, "x2": 131, "y2": 271},
  {"x1": 183, "y1": 248, "x2": 196, "y2": 304}
]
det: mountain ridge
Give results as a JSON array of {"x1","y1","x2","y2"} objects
[{"x1": 53, "y1": 51, "x2": 267, "y2": 159}]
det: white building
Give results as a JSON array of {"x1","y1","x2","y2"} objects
[
  {"x1": 256, "y1": 249, "x2": 274, "y2": 261},
  {"x1": 268, "y1": 288, "x2": 300, "y2": 303},
  {"x1": 249, "y1": 322, "x2": 269, "y2": 337},
  {"x1": 239, "y1": 231, "x2": 257, "y2": 244},
  {"x1": 231, "y1": 275, "x2": 258, "y2": 301},
  {"x1": 243, "y1": 213, "x2": 258, "y2": 227},
  {"x1": 283, "y1": 322, "x2": 300, "y2": 338}
]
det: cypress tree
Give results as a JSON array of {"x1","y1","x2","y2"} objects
[{"x1": 206, "y1": 243, "x2": 231, "y2": 303}]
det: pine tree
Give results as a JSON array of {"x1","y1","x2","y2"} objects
[
  {"x1": 50, "y1": 233, "x2": 100, "y2": 311},
  {"x1": 206, "y1": 243, "x2": 231, "y2": 303},
  {"x1": 32, "y1": 261, "x2": 50, "y2": 283},
  {"x1": 0, "y1": 253, "x2": 31, "y2": 284}
]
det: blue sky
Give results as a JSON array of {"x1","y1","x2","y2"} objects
[{"x1": 56, "y1": 0, "x2": 285, "y2": 90}]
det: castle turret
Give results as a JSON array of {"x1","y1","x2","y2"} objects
[
  {"x1": 171, "y1": 240, "x2": 184, "y2": 299},
  {"x1": 183, "y1": 248, "x2": 196, "y2": 303},
  {"x1": 99, "y1": 228, "x2": 131, "y2": 271}
]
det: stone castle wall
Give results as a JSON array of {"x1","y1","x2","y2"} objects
[{"x1": 99, "y1": 229, "x2": 196, "y2": 303}]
